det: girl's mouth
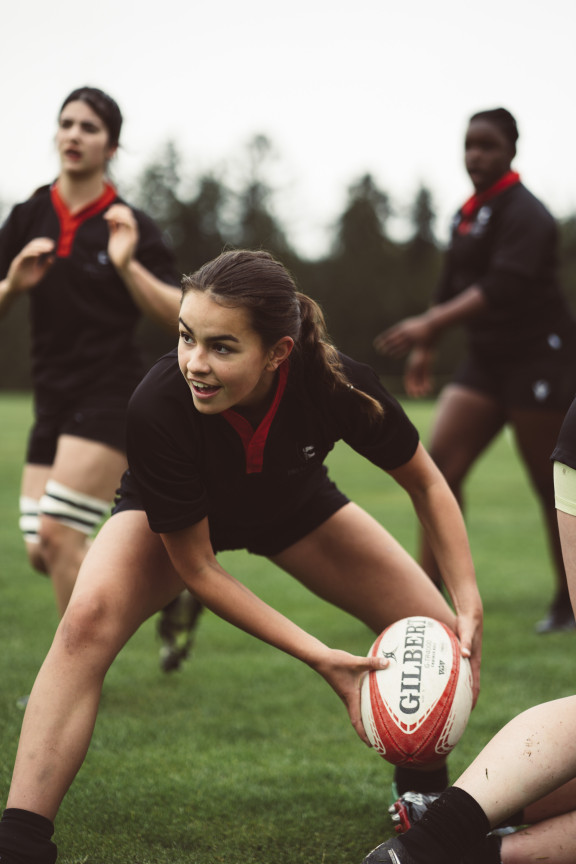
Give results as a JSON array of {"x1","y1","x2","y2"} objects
[{"x1": 190, "y1": 379, "x2": 221, "y2": 398}]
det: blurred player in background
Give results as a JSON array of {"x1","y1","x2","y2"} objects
[
  {"x1": 375, "y1": 107, "x2": 576, "y2": 633},
  {"x1": 0, "y1": 86, "x2": 201, "y2": 669}
]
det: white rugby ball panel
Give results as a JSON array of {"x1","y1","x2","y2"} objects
[{"x1": 360, "y1": 616, "x2": 473, "y2": 765}]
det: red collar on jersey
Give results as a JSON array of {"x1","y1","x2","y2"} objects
[
  {"x1": 222, "y1": 360, "x2": 290, "y2": 475},
  {"x1": 457, "y1": 170, "x2": 520, "y2": 235},
  {"x1": 51, "y1": 180, "x2": 118, "y2": 257}
]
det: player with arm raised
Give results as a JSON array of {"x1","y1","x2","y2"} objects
[{"x1": 0, "y1": 86, "x2": 200, "y2": 665}]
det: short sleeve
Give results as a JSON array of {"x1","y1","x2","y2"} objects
[
  {"x1": 126, "y1": 354, "x2": 208, "y2": 533},
  {"x1": 479, "y1": 195, "x2": 557, "y2": 309},
  {"x1": 335, "y1": 356, "x2": 420, "y2": 470},
  {"x1": 0, "y1": 204, "x2": 27, "y2": 280}
]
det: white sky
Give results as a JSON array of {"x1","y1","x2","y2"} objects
[{"x1": 2, "y1": 0, "x2": 575, "y2": 258}]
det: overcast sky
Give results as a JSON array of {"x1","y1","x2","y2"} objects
[{"x1": 2, "y1": 0, "x2": 575, "y2": 257}]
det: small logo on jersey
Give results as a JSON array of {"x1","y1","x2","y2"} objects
[
  {"x1": 548, "y1": 333, "x2": 562, "y2": 350},
  {"x1": 477, "y1": 205, "x2": 492, "y2": 225},
  {"x1": 533, "y1": 380, "x2": 550, "y2": 402},
  {"x1": 302, "y1": 445, "x2": 316, "y2": 461},
  {"x1": 97, "y1": 250, "x2": 109, "y2": 265},
  {"x1": 470, "y1": 205, "x2": 492, "y2": 236}
]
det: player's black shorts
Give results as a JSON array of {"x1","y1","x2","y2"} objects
[
  {"x1": 26, "y1": 391, "x2": 131, "y2": 466},
  {"x1": 112, "y1": 470, "x2": 350, "y2": 557},
  {"x1": 452, "y1": 333, "x2": 576, "y2": 413}
]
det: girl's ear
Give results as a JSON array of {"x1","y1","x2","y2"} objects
[{"x1": 266, "y1": 336, "x2": 294, "y2": 371}]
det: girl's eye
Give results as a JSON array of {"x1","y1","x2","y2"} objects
[
  {"x1": 213, "y1": 343, "x2": 231, "y2": 355},
  {"x1": 180, "y1": 331, "x2": 194, "y2": 345}
]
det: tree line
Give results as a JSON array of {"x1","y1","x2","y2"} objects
[{"x1": 3, "y1": 134, "x2": 576, "y2": 393}]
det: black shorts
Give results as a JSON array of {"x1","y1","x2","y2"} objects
[
  {"x1": 113, "y1": 470, "x2": 350, "y2": 557},
  {"x1": 453, "y1": 336, "x2": 576, "y2": 413},
  {"x1": 26, "y1": 392, "x2": 131, "y2": 466}
]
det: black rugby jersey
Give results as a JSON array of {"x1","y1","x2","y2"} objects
[
  {"x1": 0, "y1": 184, "x2": 179, "y2": 408},
  {"x1": 435, "y1": 183, "x2": 575, "y2": 359},
  {"x1": 126, "y1": 350, "x2": 420, "y2": 536}
]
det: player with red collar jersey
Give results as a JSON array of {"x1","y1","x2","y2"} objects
[
  {"x1": 375, "y1": 107, "x2": 576, "y2": 635},
  {"x1": 0, "y1": 87, "x2": 182, "y2": 623}
]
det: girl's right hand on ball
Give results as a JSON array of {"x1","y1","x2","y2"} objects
[{"x1": 314, "y1": 648, "x2": 388, "y2": 746}]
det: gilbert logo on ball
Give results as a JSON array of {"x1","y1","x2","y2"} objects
[{"x1": 360, "y1": 616, "x2": 473, "y2": 766}]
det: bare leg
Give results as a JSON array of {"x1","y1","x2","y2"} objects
[
  {"x1": 457, "y1": 509, "x2": 576, "y2": 862},
  {"x1": 37, "y1": 436, "x2": 128, "y2": 615},
  {"x1": 271, "y1": 502, "x2": 457, "y2": 634},
  {"x1": 422, "y1": 385, "x2": 505, "y2": 584},
  {"x1": 7, "y1": 511, "x2": 184, "y2": 820},
  {"x1": 453, "y1": 697, "x2": 576, "y2": 827},
  {"x1": 20, "y1": 465, "x2": 51, "y2": 574},
  {"x1": 272, "y1": 502, "x2": 459, "y2": 780},
  {"x1": 502, "y1": 810, "x2": 576, "y2": 864}
]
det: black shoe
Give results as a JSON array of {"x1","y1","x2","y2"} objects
[
  {"x1": 158, "y1": 592, "x2": 203, "y2": 672},
  {"x1": 389, "y1": 791, "x2": 441, "y2": 833},
  {"x1": 363, "y1": 837, "x2": 420, "y2": 864},
  {"x1": 535, "y1": 606, "x2": 576, "y2": 634}
]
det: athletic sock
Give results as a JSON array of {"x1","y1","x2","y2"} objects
[
  {"x1": 394, "y1": 764, "x2": 449, "y2": 795},
  {"x1": 398, "y1": 787, "x2": 500, "y2": 863},
  {"x1": 0, "y1": 809, "x2": 57, "y2": 864}
]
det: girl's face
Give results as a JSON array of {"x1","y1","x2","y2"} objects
[
  {"x1": 56, "y1": 100, "x2": 116, "y2": 178},
  {"x1": 178, "y1": 290, "x2": 293, "y2": 417},
  {"x1": 464, "y1": 119, "x2": 515, "y2": 192}
]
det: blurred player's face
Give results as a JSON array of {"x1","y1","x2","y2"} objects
[
  {"x1": 56, "y1": 100, "x2": 116, "y2": 178},
  {"x1": 178, "y1": 290, "x2": 292, "y2": 419},
  {"x1": 464, "y1": 119, "x2": 515, "y2": 192}
]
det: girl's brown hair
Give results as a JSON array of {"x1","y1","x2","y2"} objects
[{"x1": 181, "y1": 249, "x2": 384, "y2": 421}]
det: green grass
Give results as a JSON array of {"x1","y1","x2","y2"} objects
[{"x1": 0, "y1": 392, "x2": 574, "y2": 863}]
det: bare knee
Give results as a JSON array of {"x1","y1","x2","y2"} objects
[
  {"x1": 59, "y1": 592, "x2": 121, "y2": 659},
  {"x1": 24, "y1": 542, "x2": 49, "y2": 575},
  {"x1": 38, "y1": 518, "x2": 88, "y2": 572}
]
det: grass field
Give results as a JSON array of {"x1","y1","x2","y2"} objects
[{"x1": 0, "y1": 392, "x2": 575, "y2": 863}]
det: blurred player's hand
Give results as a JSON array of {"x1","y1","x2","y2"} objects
[
  {"x1": 373, "y1": 314, "x2": 433, "y2": 358},
  {"x1": 105, "y1": 204, "x2": 139, "y2": 272},
  {"x1": 6, "y1": 237, "x2": 55, "y2": 293},
  {"x1": 404, "y1": 346, "x2": 434, "y2": 398}
]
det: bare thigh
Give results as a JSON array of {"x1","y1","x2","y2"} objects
[
  {"x1": 50, "y1": 435, "x2": 128, "y2": 500},
  {"x1": 428, "y1": 385, "x2": 506, "y2": 489},
  {"x1": 66, "y1": 509, "x2": 185, "y2": 653},
  {"x1": 270, "y1": 502, "x2": 456, "y2": 634}
]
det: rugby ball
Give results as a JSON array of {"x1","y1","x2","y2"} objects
[{"x1": 360, "y1": 616, "x2": 473, "y2": 765}]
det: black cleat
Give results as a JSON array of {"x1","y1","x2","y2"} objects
[
  {"x1": 158, "y1": 592, "x2": 203, "y2": 672},
  {"x1": 389, "y1": 791, "x2": 441, "y2": 833},
  {"x1": 362, "y1": 837, "x2": 420, "y2": 864}
]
